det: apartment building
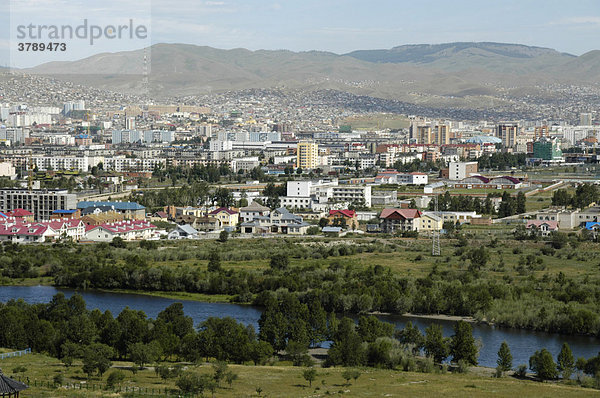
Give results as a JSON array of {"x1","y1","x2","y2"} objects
[
  {"x1": 296, "y1": 141, "x2": 319, "y2": 169},
  {"x1": 0, "y1": 188, "x2": 76, "y2": 221}
]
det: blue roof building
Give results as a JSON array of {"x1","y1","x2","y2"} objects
[
  {"x1": 77, "y1": 201, "x2": 146, "y2": 220},
  {"x1": 585, "y1": 221, "x2": 600, "y2": 231}
]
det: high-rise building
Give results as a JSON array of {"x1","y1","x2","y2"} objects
[
  {"x1": 496, "y1": 123, "x2": 519, "y2": 148},
  {"x1": 533, "y1": 138, "x2": 563, "y2": 161},
  {"x1": 0, "y1": 127, "x2": 29, "y2": 144},
  {"x1": 296, "y1": 141, "x2": 318, "y2": 169},
  {"x1": 580, "y1": 113, "x2": 593, "y2": 126},
  {"x1": 126, "y1": 117, "x2": 136, "y2": 130},
  {"x1": 142, "y1": 130, "x2": 174, "y2": 144},
  {"x1": 62, "y1": 100, "x2": 85, "y2": 115},
  {"x1": 416, "y1": 125, "x2": 432, "y2": 144},
  {"x1": 534, "y1": 126, "x2": 549, "y2": 140},
  {"x1": 434, "y1": 124, "x2": 450, "y2": 145},
  {"x1": 197, "y1": 124, "x2": 212, "y2": 137},
  {"x1": 112, "y1": 130, "x2": 142, "y2": 145}
]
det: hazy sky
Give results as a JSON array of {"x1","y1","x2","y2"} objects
[{"x1": 2, "y1": 0, "x2": 600, "y2": 67}]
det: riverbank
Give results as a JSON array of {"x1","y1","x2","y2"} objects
[
  {"x1": 94, "y1": 288, "x2": 234, "y2": 303},
  {"x1": 0, "y1": 280, "x2": 235, "y2": 304},
  {"x1": 402, "y1": 313, "x2": 477, "y2": 323}
]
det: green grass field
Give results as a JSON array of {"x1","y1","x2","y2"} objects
[{"x1": 1, "y1": 351, "x2": 597, "y2": 397}]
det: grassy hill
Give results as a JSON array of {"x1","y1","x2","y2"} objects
[{"x1": 22, "y1": 42, "x2": 600, "y2": 101}]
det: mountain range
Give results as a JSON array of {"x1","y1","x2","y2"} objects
[{"x1": 22, "y1": 42, "x2": 600, "y2": 106}]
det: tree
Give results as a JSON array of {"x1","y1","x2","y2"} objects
[
  {"x1": 584, "y1": 354, "x2": 600, "y2": 376},
  {"x1": 318, "y1": 218, "x2": 329, "y2": 228},
  {"x1": 129, "y1": 341, "x2": 161, "y2": 369},
  {"x1": 302, "y1": 367, "x2": 317, "y2": 387},
  {"x1": 357, "y1": 315, "x2": 394, "y2": 343},
  {"x1": 225, "y1": 370, "x2": 238, "y2": 388},
  {"x1": 396, "y1": 321, "x2": 424, "y2": 355},
  {"x1": 251, "y1": 340, "x2": 274, "y2": 365},
  {"x1": 212, "y1": 187, "x2": 234, "y2": 207},
  {"x1": 198, "y1": 317, "x2": 256, "y2": 363},
  {"x1": 115, "y1": 308, "x2": 147, "y2": 358},
  {"x1": 110, "y1": 236, "x2": 126, "y2": 248},
  {"x1": 516, "y1": 191, "x2": 526, "y2": 214},
  {"x1": 424, "y1": 324, "x2": 449, "y2": 363},
  {"x1": 212, "y1": 361, "x2": 229, "y2": 387},
  {"x1": 529, "y1": 348, "x2": 558, "y2": 380},
  {"x1": 286, "y1": 340, "x2": 311, "y2": 366},
  {"x1": 449, "y1": 321, "x2": 478, "y2": 365},
  {"x1": 341, "y1": 369, "x2": 353, "y2": 385},
  {"x1": 326, "y1": 317, "x2": 366, "y2": 366},
  {"x1": 269, "y1": 254, "x2": 289, "y2": 271},
  {"x1": 82, "y1": 343, "x2": 113, "y2": 377},
  {"x1": 157, "y1": 303, "x2": 194, "y2": 339},
  {"x1": 552, "y1": 189, "x2": 571, "y2": 207},
  {"x1": 557, "y1": 342, "x2": 574, "y2": 380},
  {"x1": 307, "y1": 226, "x2": 320, "y2": 235},
  {"x1": 207, "y1": 249, "x2": 222, "y2": 272},
  {"x1": 468, "y1": 247, "x2": 489, "y2": 270},
  {"x1": 176, "y1": 372, "x2": 211, "y2": 395},
  {"x1": 106, "y1": 370, "x2": 125, "y2": 388},
  {"x1": 497, "y1": 341, "x2": 513, "y2": 373},
  {"x1": 60, "y1": 342, "x2": 80, "y2": 367},
  {"x1": 218, "y1": 230, "x2": 229, "y2": 243}
]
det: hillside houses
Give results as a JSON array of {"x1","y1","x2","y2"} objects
[
  {"x1": 208, "y1": 207, "x2": 239, "y2": 227},
  {"x1": 327, "y1": 209, "x2": 358, "y2": 229},
  {"x1": 536, "y1": 206, "x2": 600, "y2": 230},
  {"x1": 85, "y1": 220, "x2": 157, "y2": 242},
  {"x1": 240, "y1": 202, "x2": 271, "y2": 222},
  {"x1": 380, "y1": 208, "x2": 422, "y2": 233},
  {"x1": 241, "y1": 207, "x2": 310, "y2": 235},
  {"x1": 379, "y1": 208, "x2": 443, "y2": 233},
  {"x1": 0, "y1": 218, "x2": 85, "y2": 243}
]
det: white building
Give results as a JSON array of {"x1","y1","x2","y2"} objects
[
  {"x1": 48, "y1": 135, "x2": 76, "y2": 146},
  {"x1": 449, "y1": 161, "x2": 478, "y2": 180},
  {"x1": 280, "y1": 180, "x2": 371, "y2": 209},
  {"x1": 112, "y1": 130, "x2": 142, "y2": 145},
  {"x1": 143, "y1": 130, "x2": 174, "y2": 144},
  {"x1": 32, "y1": 156, "x2": 91, "y2": 172},
  {"x1": 103, "y1": 156, "x2": 166, "y2": 173},
  {"x1": 85, "y1": 220, "x2": 156, "y2": 241},
  {"x1": 331, "y1": 186, "x2": 372, "y2": 207},
  {"x1": 231, "y1": 157, "x2": 260, "y2": 172},
  {"x1": 375, "y1": 171, "x2": 428, "y2": 185},
  {"x1": 0, "y1": 127, "x2": 28, "y2": 144},
  {"x1": 210, "y1": 140, "x2": 234, "y2": 152},
  {"x1": 0, "y1": 162, "x2": 16, "y2": 179}
]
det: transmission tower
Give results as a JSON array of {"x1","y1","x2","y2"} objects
[{"x1": 432, "y1": 195, "x2": 441, "y2": 256}]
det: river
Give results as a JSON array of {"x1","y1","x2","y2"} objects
[{"x1": 1, "y1": 285, "x2": 598, "y2": 369}]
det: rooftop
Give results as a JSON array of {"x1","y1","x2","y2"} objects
[{"x1": 77, "y1": 201, "x2": 145, "y2": 211}]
